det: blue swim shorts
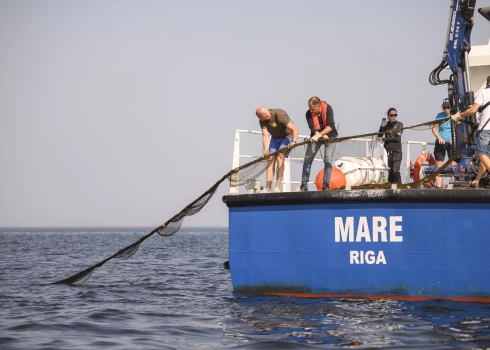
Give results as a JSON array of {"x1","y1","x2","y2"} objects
[{"x1": 269, "y1": 136, "x2": 292, "y2": 153}]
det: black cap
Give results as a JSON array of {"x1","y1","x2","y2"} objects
[{"x1": 442, "y1": 99, "x2": 450, "y2": 107}]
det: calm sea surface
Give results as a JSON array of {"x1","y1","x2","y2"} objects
[{"x1": 1, "y1": 227, "x2": 490, "y2": 350}]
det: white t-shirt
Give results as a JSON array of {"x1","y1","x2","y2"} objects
[{"x1": 475, "y1": 87, "x2": 490, "y2": 130}]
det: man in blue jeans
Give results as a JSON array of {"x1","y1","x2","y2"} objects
[{"x1": 300, "y1": 96, "x2": 338, "y2": 191}]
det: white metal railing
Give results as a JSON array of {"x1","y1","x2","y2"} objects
[
  {"x1": 404, "y1": 140, "x2": 436, "y2": 181},
  {"x1": 230, "y1": 129, "x2": 376, "y2": 194},
  {"x1": 230, "y1": 129, "x2": 438, "y2": 194}
]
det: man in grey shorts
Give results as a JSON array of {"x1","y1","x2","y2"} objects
[{"x1": 451, "y1": 75, "x2": 490, "y2": 185}]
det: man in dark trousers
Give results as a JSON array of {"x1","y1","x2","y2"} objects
[
  {"x1": 377, "y1": 107, "x2": 404, "y2": 184},
  {"x1": 300, "y1": 96, "x2": 338, "y2": 191}
]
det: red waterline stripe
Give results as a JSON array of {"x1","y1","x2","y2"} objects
[{"x1": 260, "y1": 292, "x2": 490, "y2": 303}]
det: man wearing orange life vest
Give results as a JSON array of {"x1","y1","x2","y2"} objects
[
  {"x1": 256, "y1": 107, "x2": 299, "y2": 193},
  {"x1": 300, "y1": 97, "x2": 338, "y2": 191}
]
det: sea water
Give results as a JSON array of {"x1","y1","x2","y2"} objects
[{"x1": 0, "y1": 227, "x2": 489, "y2": 349}]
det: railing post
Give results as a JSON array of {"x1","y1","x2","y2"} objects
[
  {"x1": 283, "y1": 157, "x2": 291, "y2": 192},
  {"x1": 405, "y1": 142, "x2": 411, "y2": 183},
  {"x1": 230, "y1": 131, "x2": 240, "y2": 195}
]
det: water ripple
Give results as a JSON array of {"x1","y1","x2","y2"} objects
[{"x1": 1, "y1": 227, "x2": 490, "y2": 349}]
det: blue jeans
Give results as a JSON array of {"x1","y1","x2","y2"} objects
[{"x1": 301, "y1": 141, "x2": 335, "y2": 186}]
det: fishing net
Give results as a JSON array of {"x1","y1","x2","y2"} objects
[{"x1": 53, "y1": 117, "x2": 473, "y2": 285}]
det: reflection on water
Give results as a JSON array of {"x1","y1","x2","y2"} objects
[
  {"x1": 0, "y1": 228, "x2": 489, "y2": 349},
  {"x1": 222, "y1": 295, "x2": 490, "y2": 349}
]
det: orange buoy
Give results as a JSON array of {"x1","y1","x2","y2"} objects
[{"x1": 315, "y1": 167, "x2": 347, "y2": 190}]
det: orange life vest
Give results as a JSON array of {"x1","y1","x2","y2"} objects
[{"x1": 312, "y1": 101, "x2": 328, "y2": 131}]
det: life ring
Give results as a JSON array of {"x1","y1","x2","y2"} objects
[{"x1": 412, "y1": 152, "x2": 436, "y2": 187}]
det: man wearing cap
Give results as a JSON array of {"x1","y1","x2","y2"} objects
[{"x1": 432, "y1": 100, "x2": 456, "y2": 188}]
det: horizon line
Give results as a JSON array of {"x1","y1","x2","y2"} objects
[{"x1": 0, "y1": 225, "x2": 228, "y2": 229}]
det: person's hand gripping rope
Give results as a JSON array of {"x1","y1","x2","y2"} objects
[
  {"x1": 450, "y1": 112, "x2": 463, "y2": 123},
  {"x1": 310, "y1": 131, "x2": 321, "y2": 142}
]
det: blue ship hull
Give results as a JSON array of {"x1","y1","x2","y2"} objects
[{"x1": 224, "y1": 189, "x2": 490, "y2": 302}]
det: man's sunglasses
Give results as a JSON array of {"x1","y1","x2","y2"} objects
[
  {"x1": 443, "y1": 106, "x2": 451, "y2": 109},
  {"x1": 389, "y1": 114, "x2": 398, "y2": 117}
]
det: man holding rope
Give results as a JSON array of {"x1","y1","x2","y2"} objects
[
  {"x1": 451, "y1": 75, "x2": 490, "y2": 178},
  {"x1": 256, "y1": 107, "x2": 299, "y2": 193},
  {"x1": 300, "y1": 97, "x2": 338, "y2": 191}
]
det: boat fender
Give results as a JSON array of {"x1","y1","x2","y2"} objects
[{"x1": 315, "y1": 167, "x2": 346, "y2": 190}]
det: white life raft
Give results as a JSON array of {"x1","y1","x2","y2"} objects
[{"x1": 334, "y1": 147, "x2": 389, "y2": 186}]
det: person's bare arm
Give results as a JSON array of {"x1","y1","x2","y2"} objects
[
  {"x1": 261, "y1": 127, "x2": 270, "y2": 155},
  {"x1": 460, "y1": 103, "x2": 481, "y2": 117},
  {"x1": 319, "y1": 126, "x2": 332, "y2": 136},
  {"x1": 432, "y1": 123, "x2": 444, "y2": 144},
  {"x1": 285, "y1": 121, "x2": 298, "y2": 142}
]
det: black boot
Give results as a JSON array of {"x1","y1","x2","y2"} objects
[{"x1": 299, "y1": 184, "x2": 308, "y2": 192}]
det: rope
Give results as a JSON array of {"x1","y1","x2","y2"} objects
[{"x1": 51, "y1": 116, "x2": 455, "y2": 285}]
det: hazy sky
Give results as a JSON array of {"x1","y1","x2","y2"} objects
[{"x1": 1, "y1": 0, "x2": 490, "y2": 228}]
